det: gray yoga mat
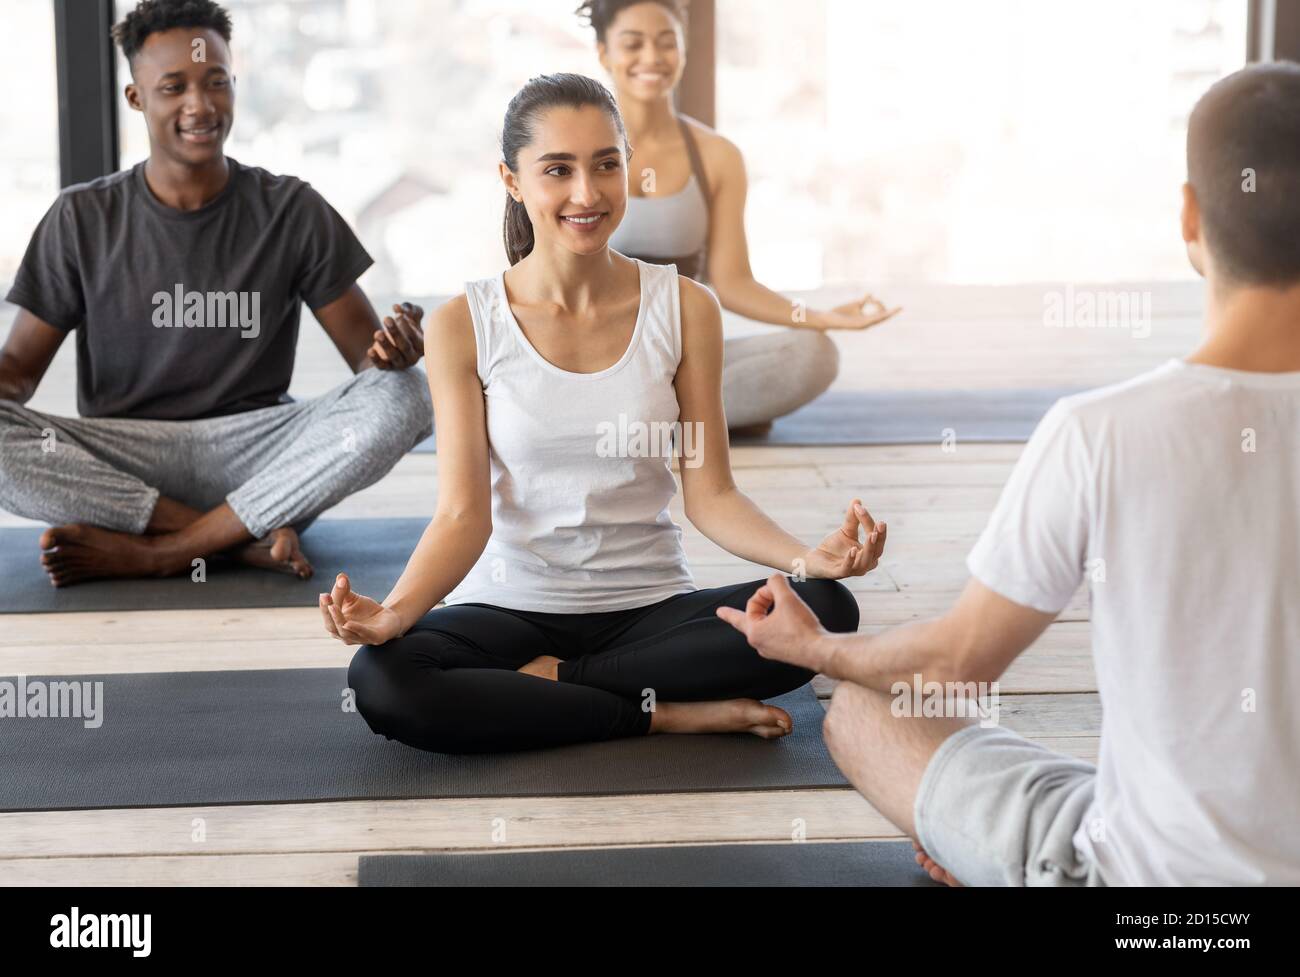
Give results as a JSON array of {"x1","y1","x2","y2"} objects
[
  {"x1": 0, "y1": 517, "x2": 425, "y2": 614},
  {"x1": 358, "y1": 841, "x2": 941, "y2": 887},
  {"x1": 410, "y1": 387, "x2": 1082, "y2": 452},
  {"x1": 0, "y1": 669, "x2": 846, "y2": 812}
]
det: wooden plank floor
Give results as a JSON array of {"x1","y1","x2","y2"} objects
[{"x1": 0, "y1": 282, "x2": 1203, "y2": 885}]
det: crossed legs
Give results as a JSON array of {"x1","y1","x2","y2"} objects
[
  {"x1": 723, "y1": 330, "x2": 839, "y2": 432},
  {"x1": 348, "y1": 577, "x2": 861, "y2": 754},
  {"x1": 0, "y1": 366, "x2": 431, "y2": 585},
  {"x1": 823, "y1": 679, "x2": 973, "y2": 885}
]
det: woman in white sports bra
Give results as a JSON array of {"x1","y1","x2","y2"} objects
[
  {"x1": 584, "y1": 0, "x2": 901, "y2": 435},
  {"x1": 320, "y1": 73, "x2": 886, "y2": 755}
]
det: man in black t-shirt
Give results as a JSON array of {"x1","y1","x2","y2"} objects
[{"x1": 0, "y1": 0, "x2": 433, "y2": 586}]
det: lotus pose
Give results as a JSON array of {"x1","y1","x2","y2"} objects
[
  {"x1": 321, "y1": 73, "x2": 883, "y2": 754},
  {"x1": 580, "y1": 0, "x2": 900, "y2": 434},
  {"x1": 0, "y1": 0, "x2": 432, "y2": 587}
]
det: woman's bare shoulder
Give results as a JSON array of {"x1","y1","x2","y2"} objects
[
  {"x1": 425, "y1": 293, "x2": 477, "y2": 363},
  {"x1": 429, "y1": 293, "x2": 475, "y2": 332},
  {"x1": 677, "y1": 273, "x2": 723, "y2": 328},
  {"x1": 679, "y1": 114, "x2": 744, "y2": 173}
]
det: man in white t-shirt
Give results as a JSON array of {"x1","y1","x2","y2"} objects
[{"x1": 718, "y1": 63, "x2": 1300, "y2": 886}]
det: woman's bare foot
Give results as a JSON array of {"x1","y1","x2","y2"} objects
[
  {"x1": 38, "y1": 524, "x2": 163, "y2": 587},
  {"x1": 232, "y1": 527, "x2": 314, "y2": 579},
  {"x1": 911, "y1": 840, "x2": 962, "y2": 886},
  {"x1": 651, "y1": 698, "x2": 793, "y2": 739},
  {"x1": 518, "y1": 654, "x2": 562, "y2": 681}
]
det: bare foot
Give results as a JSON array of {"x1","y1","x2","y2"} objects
[
  {"x1": 38, "y1": 524, "x2": 162, "y2": 587},
  {"x1": 651, "y1": 698, "x2": 793, "y2": 739},
  {"x1": 232, "y1": 527, "x2": 314, "y2": 579},
  {"x1": 517, "y1": 654, "x2": 562, "y2": 681},
  {"x1": 911, "y1": 840, "x2": 962, "y2": 886}
]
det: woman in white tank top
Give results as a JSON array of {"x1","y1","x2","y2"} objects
[{"x1": 320, "y1": 74, "x2": 887, "y2": 755}]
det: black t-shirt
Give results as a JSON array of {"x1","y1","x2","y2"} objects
[{"x1": 5, "y1": 157, "x2": 373, "y2": 419}]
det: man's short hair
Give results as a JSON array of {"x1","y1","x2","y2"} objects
[
  {"x1": 1187, "y1": 61, "x2": 1300, "y2": 287},
  {"x1": 111, "y1": 0, "x2": 232, "y2": 66}
]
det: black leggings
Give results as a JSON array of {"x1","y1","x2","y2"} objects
[{"x1": 347, "y1": 577, "x2": 860, "y2": 754}]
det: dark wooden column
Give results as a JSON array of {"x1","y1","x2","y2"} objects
[
  {"x1": 676, "y1": 0, "x2": 716, "y2": 126},
  {"x1": 1249, "y1": 0, "x2": 1300, "y2": 61},
  {"x1": 1273, "y1": 0, "x2": 1300, "y2": 60},
  {"x1": 54, "y1": 0, "x2": 120, "y2": 187}
]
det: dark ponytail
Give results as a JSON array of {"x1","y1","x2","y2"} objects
[
  {"x1": 503, "y1": 196, "x2": 534, "y2": 268},
  {"x1": 575, "y1": 0, "x2": 685, "y2": 43},
  {"x1": 501, "y1": 72, "x2": 629, "y2": 266}
]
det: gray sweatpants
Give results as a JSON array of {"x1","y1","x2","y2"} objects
[
  {"x1": 722, "y1": 329, "x2": 839, "y2": 429},
  {"x1": 0, "y1": 366, "x2": 432, "y2": 539},
  {"x1": 914, "y1": 724, "x2": 1107, "y2": 886}
]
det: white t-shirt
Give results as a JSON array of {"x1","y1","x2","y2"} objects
[{"x1": 967, "y1": 358, "x2": 1300, "y2": 885}]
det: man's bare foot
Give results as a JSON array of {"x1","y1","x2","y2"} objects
[
  {"x1": 38, "y1": 524, "x2": 163, "y2": 587},
  {"x1": 912, "y1": 840, "x2": 961, "y2": 886},
  {"x1": 651, "y1": 698, "x2": 793, "y2": 739},
  {"x1": 232, "y1": 527, "x2": 313, "y2": 579},
  {"x1": 517, "y1": 654, "x2": 562, "y2": 681}
]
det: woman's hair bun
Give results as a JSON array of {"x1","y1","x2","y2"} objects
[{"x1": 576, "y1": 0, "x2": 685, "y2": 43}]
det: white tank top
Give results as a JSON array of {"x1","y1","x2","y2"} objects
[{"x1": 442, "y1": 258, "x2": 697, "y2": 613}]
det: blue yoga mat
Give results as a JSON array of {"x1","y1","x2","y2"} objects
[
  {"x1": 410, "y1": 387, "x2": 1082, "y2": 452},
  {"x1": 358, "y1": 841, "x2": 941, "y2": 887},
  {"x1": 0, "y1": 671, "x2": 846, "y2": 811},
  {"x1": 0, "y1": 517, "x2": 426, "y2": 614}
]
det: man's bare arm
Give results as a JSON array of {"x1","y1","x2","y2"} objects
[
  {"x1": 312, "y1": 283, "x2": 425, "y2": 374},
  {"x1": 0, "y1": 309, "x2": 68, "y2": 404},
  {"x1": 820, "y1": 578, "x2": 1058, "y2": 691}
]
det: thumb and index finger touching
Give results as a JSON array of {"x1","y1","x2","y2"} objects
[{"x1": 715, "y1": 572, "x2": 796, "y2": 631}]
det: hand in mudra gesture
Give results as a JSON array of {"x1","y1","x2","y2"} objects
[
  {"x1": 813, "y1": 292, "x2": 902, "y2": 330},
  {"x1": 319, "y1": 572, "x2": 402, "y2": 646},
  {"x1": 799, "y1": 498, "x2": 887, "y2": 579}
]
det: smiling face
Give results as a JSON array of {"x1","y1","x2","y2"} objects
[
  {"x1": 598, "y1": 2, "x2": 686, "y2": 103},
  {"x1": 125, "y1": 26, "x2": 234, "y2": 167},
  {"x1": 501, "y1": 104, "x2": 629, "y2": 258}
]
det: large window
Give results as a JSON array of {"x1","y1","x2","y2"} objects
[
  {"x1": 717, "y1": 0, "x2": 1247, "y2": 286},
  {"x1": 7, "y1": 1, "x2": 1253, "y2": 298},
  {"x1": 0, "y1": 0, "x2": 59, "y2": 290}
]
